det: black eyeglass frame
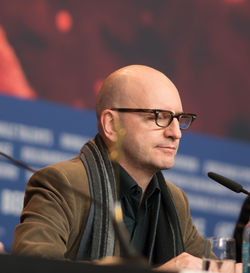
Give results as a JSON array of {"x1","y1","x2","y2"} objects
[{"x1": 111, "y1": 108, "x2": 196, "y2": 129}]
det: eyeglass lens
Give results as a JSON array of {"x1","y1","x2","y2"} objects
[{"x1": 156, "y1": 112, "x2": 192, "y2": 129}]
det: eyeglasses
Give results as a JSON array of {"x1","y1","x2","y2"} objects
[{"x1": 111, "y1": 108, "x2": 196, "y2": 129}]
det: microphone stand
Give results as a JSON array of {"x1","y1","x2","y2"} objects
[{"x1": 0, "y1": 151, "x2": 37, "y2": 173}]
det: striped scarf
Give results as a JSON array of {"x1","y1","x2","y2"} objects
[{"x1": 77, "y1": 134, "x2": 184, "y2": 265}]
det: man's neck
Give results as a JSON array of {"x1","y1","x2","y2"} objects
[{"x1": 118, "y1": 162, "x2": 155, "y2": 195}]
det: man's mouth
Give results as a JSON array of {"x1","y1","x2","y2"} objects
[{"x1": 156, "y1": 145, "x2": 176, "y2": 153}]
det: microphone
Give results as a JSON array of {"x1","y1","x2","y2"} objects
[{"x1": 207, "y1": 172, "x2": 250, "y2": 196}]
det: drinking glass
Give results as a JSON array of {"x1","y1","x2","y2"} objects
[{"x1": 202, "y1": 237, "x2": 236, "y2": 273}]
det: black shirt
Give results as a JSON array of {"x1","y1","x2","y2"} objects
[{"x1": 119, "y1": 165, "x2": 161, "y2": 256}]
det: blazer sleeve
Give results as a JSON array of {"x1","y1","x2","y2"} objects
[{"x1": 12, "y1": 157, "x2": 91, "y2": 260}]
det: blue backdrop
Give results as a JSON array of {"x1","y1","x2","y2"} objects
[{"x1": 0, "y1": 95, "x2": 249, "y2": 252}]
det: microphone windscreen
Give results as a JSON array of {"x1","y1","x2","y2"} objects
[{"x1": 207, "y1": 172, "x2": 243, "y2": 193}]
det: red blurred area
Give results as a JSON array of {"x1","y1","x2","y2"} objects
[
  {"x1": 0, "y1": 25, "x2": 36, "y2": 99},
  {"x1": 94, "y1": 78, "x2": 104, "y2": 96},
  {"x1": 140, "y1": 10, "x2": 153, "y2": 26},
  {"x1": 0, "y1": 0, "x2": 249, "y2": 141},
  {"x1": 223, "y1": 0, "x2": 245, "y2": 3},
  {"x1": 55, "y1": 10, "x2": 73, "y2": 33}
]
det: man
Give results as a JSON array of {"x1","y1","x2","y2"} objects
[{"x1": 12, "y1": 65, "x2": 207, "y2": 271}]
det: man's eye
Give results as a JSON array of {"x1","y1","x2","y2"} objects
[
  {"x1": 157, "y1": 114, "x2": 166, "y2": 120},
  {"x1": 158, "y1": 113, "x2": 171, "y2": 120},
  {"x1": 147, "y1": 115, "x2": 155, "y2": 120}
]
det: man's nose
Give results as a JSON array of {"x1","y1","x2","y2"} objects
[{"x1": 164, "y1": 117, "x2": 182, "y2": 139}]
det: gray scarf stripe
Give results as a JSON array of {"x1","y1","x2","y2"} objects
[
  {"x1": 80, "y1": 136, "x2": 116, "y2": 259},
  {"x1": 88, "y1": 140, "x2": 115, "y2": 256},
  {"x1": 83, "y1": 144, "x2": 103, "y2": 257}
]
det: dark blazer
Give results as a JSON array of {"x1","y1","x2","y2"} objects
[{"x1": 12, "y1": 155, "x2": 206, "y2": 260}]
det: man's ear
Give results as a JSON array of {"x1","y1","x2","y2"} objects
[{"x1": 100, "y1": 109, "x2": 118, "y2": 143}]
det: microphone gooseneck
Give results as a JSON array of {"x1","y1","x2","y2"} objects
[
  {"x1": 0, "y1": 151, "x2": 37, "y2": 173},
  {"x1": 112, "y1": 202, "x2": 148, "y2": 265},
  {"x1": 207, "y1": 172, "x2": 250, "y2": 196}
]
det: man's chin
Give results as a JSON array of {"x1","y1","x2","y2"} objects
[{"x1": 155, "y1": 161, "x2": 175, "y2": 171}]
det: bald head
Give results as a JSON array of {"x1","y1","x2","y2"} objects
[{"x1": 96, "y1": 65, "x2": 180, "y2": 120}]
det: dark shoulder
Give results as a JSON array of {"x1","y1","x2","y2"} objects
[
  {"x1": 28, "y1": 155, "x2": 88, "y2": 191},
  {"x1": 34, "y1": 156, "x2": 86, "y2": 179},
  {"x1": 45, "y1": 155, "x2": 86, "y2": 178}
]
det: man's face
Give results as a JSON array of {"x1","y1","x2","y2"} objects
[{"x1": 115, "y1": 75, "x2": 183, "y2": 175}]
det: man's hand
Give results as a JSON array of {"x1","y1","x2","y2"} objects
[
  {"x1": 235, "y1": 263, "x2": 242, "y2": 273},
  {"x1": 154, "y1": 252, "x2": 202, "y2": 271},
  {"x1": 154, "y1": 252, "x2": 243, "y2": 273}
]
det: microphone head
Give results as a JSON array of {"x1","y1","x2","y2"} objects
[{"x1": 207, "y1": 172, "x2": 243, "y2": 193}]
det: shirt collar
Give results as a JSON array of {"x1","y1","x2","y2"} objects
[
  {"x1": 119, "y1": 165, "x2": 139, "y2": 198},
  {"x1": 119, "y1": 165, "x2": 160, "y2": 200},
  {"x1": 144, "y1": 174, "x2": 161, "y2": 201}
]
